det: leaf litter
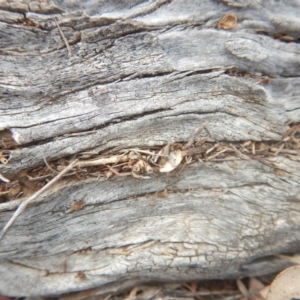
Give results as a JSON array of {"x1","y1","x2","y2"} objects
[
  {"x1": 0, "y1": 124, "x2": 299, "y2": 298},
  {"x1": 45, "y1": 265, "x2": 300, "y2": 300},
  {"x1": 1, "y1": 122, "x2": 300, "y2": 239}
]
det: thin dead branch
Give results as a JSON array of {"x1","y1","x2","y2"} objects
[
  {"x1": 206, "y1": 142, "x2": 219, "y2": 155},
  {"x1": 106, "y1": 165, "x2": 120, "y2": 176},
  {"x1": 230, "y1": 144, "x2": 250, "y2": 160},
  {"x1": 272, "y1": 143, "x2": 285, "y2": 156},
  {"x1": 27, "y1": 174, "x2": 53, "y2": 181},
  {"x1": 77, "y1": 155, "x2": 129, "y2": 168},
  {"x1": 55, "y1": 18, "x2": 72, "y2": 57},
  {"x1": 206, "y1": 147, "x2": 231, "y2": 161},
  {"x1": 184, "y1": 121, "x2": 209, "y2": 149},
  {"x1": 271, "y1": 147, "x2": 299, "y2": 155},
  {"x1": 0, "y1": 159, "x2": 78, "y2": 241}
]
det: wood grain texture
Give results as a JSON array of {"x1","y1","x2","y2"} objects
[
  {"x1": 1, "y1": 0, "x2": 300, "y2": 297},
  {"x1": 1, "y1": 158, "x2": 300, "y2": 296}
]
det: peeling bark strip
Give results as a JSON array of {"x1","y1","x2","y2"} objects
[{"x1": 1, "y1": 0, "x2": 300, "y2": 297}]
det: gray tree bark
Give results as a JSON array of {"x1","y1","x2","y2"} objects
[{"x1": 1, "y1": 0, "x2": 300, "y2": 297}]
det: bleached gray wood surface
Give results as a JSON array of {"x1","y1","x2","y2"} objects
[{"x1": 1, "y1": 0, "x2": 300, "y2": 297}]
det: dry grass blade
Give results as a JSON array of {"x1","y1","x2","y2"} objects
[
  {"x1": 248, "y1": 278, "x2": 265, "y2": 300},
  {"x1": 236, "y1": 279, "x2": 249, "y2": 299},
  {"x1": 126, "y1": 287, "x2": 139, "y2": 300},
  {"x1": 0, "y1": 159, "x2": 78, "y2": 241},
  {"x1": 43, "y1": 152, "x2": 59, "y2": 174},
  {"x1": 276, "y1": 253, "x2": 300, "y2": 264},
  {"x1": 103, "y1": 294, "x2": 112, "y2": 300},
  {"x1": 27, "y1": 174, "x2": 53, "y2": 181},
  {"x1": 55, "y1": 18, "x2": 72, "y2": 57}
]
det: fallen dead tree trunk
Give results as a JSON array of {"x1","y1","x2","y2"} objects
[{"x1": 1, "y1": 0, "x2": 300, "y2": 297}]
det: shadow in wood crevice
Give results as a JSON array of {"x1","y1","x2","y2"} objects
[{"x1": 0, "y1": 130, "x2": 18, "y2": 150}]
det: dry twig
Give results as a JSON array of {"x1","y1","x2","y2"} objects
[
  {"x1": 55, "y1": 18, "x2": 72, "y2": 57},
  {"x1": 206, "y1": 147, "x2": 231, "y2": 161},
  {"x1": 77, "y1": 155, "x2": 129, "y2": 168},
  {"x1": 273, "y1": 143, "x2": 285, "y2": 156},
  {"x1": 184, "y1": 121, "x2": 209, "y2": 149},
  {"x1": 0, "y1": 159, "x2": 78, "y2": 241},
  {"x1": 106, "y1": 165, "x2": 121, "y2": 176},
  {"x1": 230, "y1": 144, "x2": 250, "y2": 160}
]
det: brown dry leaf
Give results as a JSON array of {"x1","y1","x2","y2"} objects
[
  {"x1": 237, "y1": 279, "x2": 249, "y2": 299},
  {"x1": 105, "y1": 170, "x2": 113, "y2": 179},
  {"x1": 70, "y1": 199, "x2": 85, "y2": 212},
  {"x1": 186, "y1": 282, "x2": 198, "y2": 293},
  {"x1": 279, "y1": 35, "x2": 295, "y2": 42},
  {"x1": 128, "y1": 151, "x2": 140, "y2": 160},
  {"x1": 145, "y1": 162, "x2": 153, "y2": 174},
  {"x1": 158, "y1": 189, "x2": 168, "y2": 198},
  {"x1": 160, "y1": 150, "x2": 183, "y2": 172},
  {"x1": 126, "y1": 287, "x2": 139, "y2": 300},
  {"x1": 260, "y1": 265, "x2": 300, "y2": 300},
  {"x1": 75, "y1": 272, "x2": 86, "y2": 281},
  {"x1": 61, "y1": 260, "x2": 67, "y2": 273},
  {"x1": 0, "y1": 130, "x2": 18, "y2": 149},
  {"x1": 132, "y1": 159, "x2": 145, "y2": 173},
  {"x1": 249, "y1": 278, "x2": 265, "y2": 292},
  {"x1": 217, "y1": 13, "x2": 237, "y2": 29},
  {"x1": 149, "y1": 193, "x2": 157, "y2": 206},
  {"x1": 275, "y1": 169, "x2": 286, "y2": 177},
  {"x1": 256, "y1": 78, "x2": 271, "y2": 85},
  {"x1": 260, "y1": 286, "x2": 270, "y2": 300},
  {"x1": 246, "y1": 278, "x2": 265, "y2": 300},
  {"x1": 131, "y1": 171, "x2": 142, "y2": 179},
  {"x1": 78, "y1": 247, "x2": 92, "y2": 254}
]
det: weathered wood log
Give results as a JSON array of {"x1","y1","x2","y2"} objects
[{"x1": 1, "y1": 0, "x2": 300, "y2": 297}]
